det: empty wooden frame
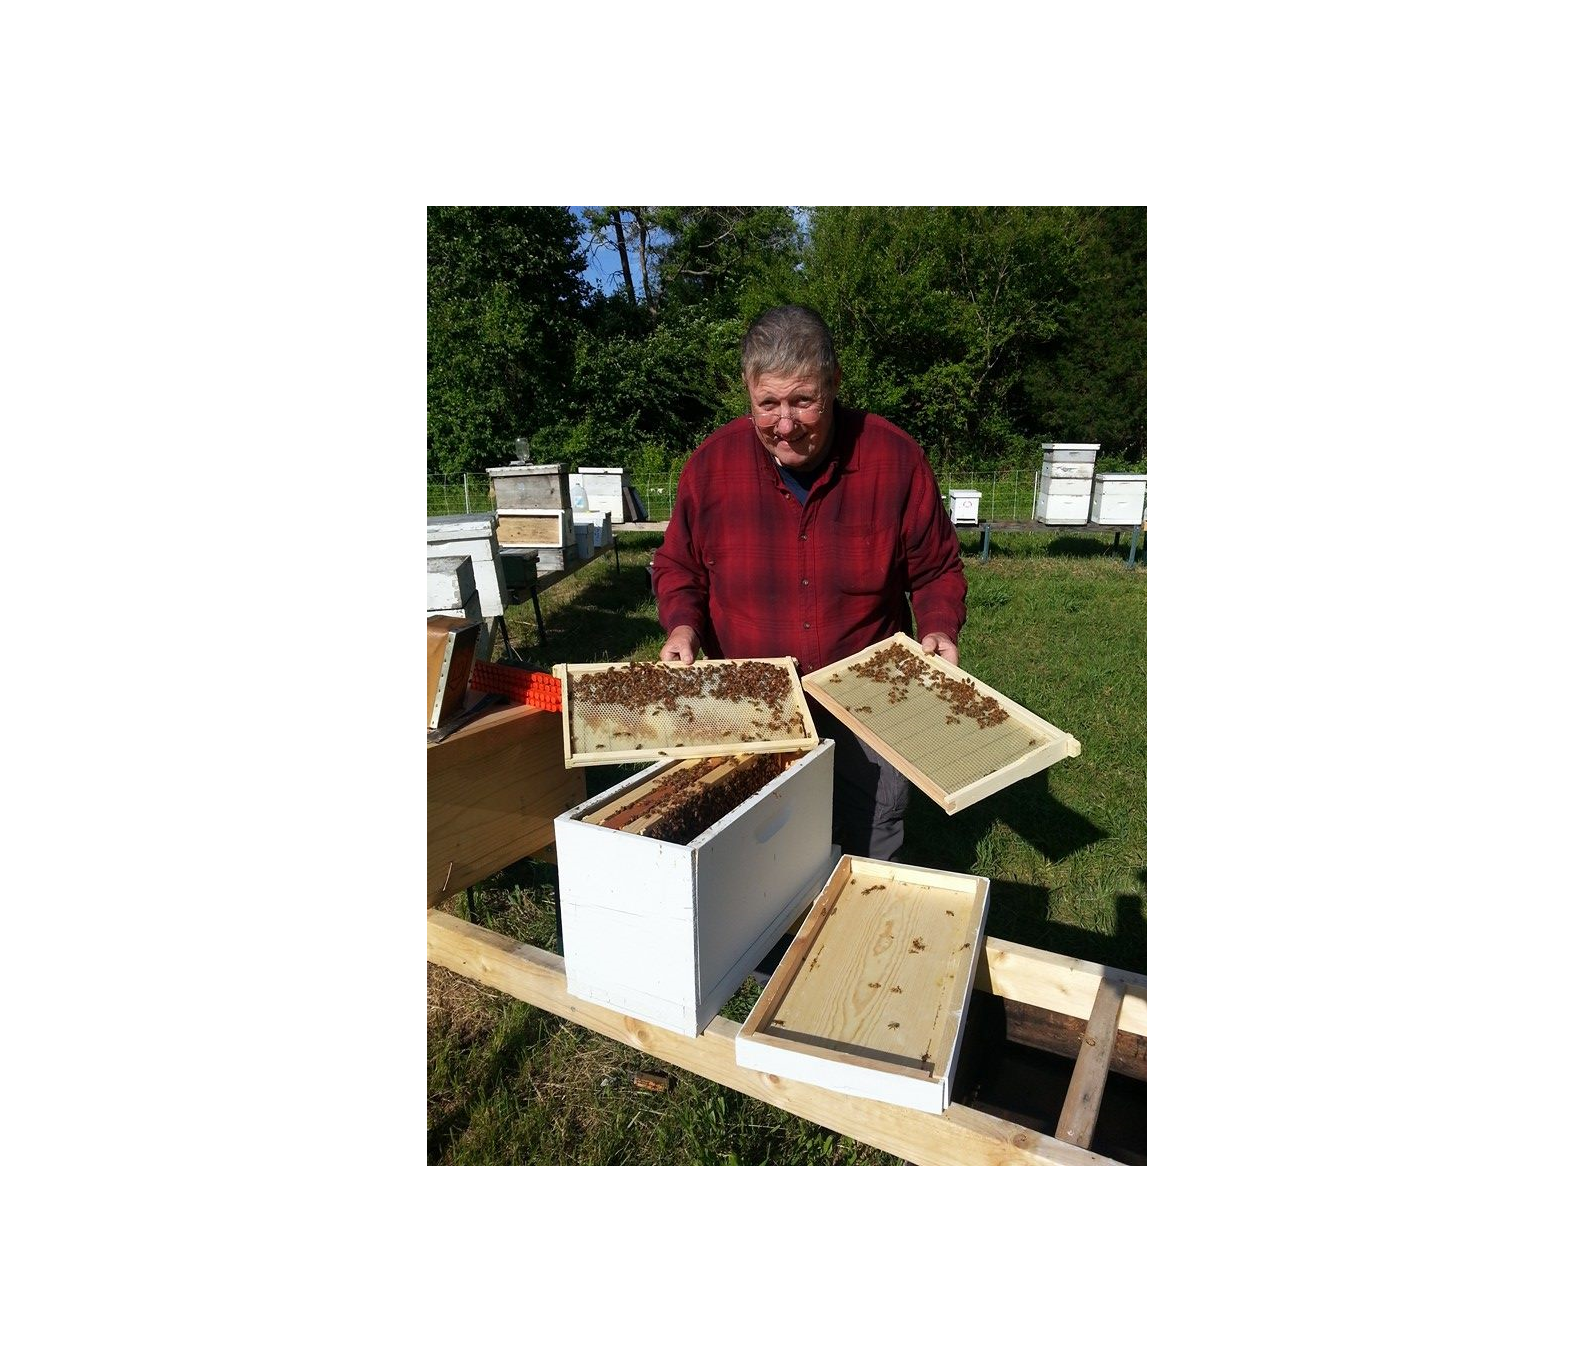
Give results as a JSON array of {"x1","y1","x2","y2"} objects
[{"x1": 736, "y1": 854, "x2": 990, "y2": 1113}]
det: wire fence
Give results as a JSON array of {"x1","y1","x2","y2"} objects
[{"x1": 426, "y1": 469, "x2": 1057, "y2": 525}]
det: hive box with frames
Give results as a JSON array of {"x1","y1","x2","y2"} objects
[
  {"x1": 554, "y1": 740, "x2": 838, "y2": 1035},
  {"x1": 554, "y1": 640, "x2": 829, "y2": 1034}
]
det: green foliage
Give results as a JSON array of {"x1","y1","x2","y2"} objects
[
  {"x1": 1015, "y1": 207, "x2": 1147, "y2": 464},
  {"x1": 427, "y1": 204, "x2": 1144, "y2": 481},
  {"x1": 426, "y1": 206, "x2": 587, "y2": 476},
  {"x1": 647, "y1": 206, "x2": 805, "y2": 316},
  {"x1": 805, "y1": 207, "x2": 1086, "y2": 465}
]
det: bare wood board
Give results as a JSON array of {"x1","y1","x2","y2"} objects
[
  {"x1": 736, "y1": 854, "x2": 989, "y2": 1112},
  {"x1": 554, "y1": 657, "x2": 818, "y2": 768},
  {"x1": 799, "y1": 633, "x2": 1080, "y2": 814}
]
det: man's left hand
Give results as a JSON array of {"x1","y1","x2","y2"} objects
[{"x1": 921, "y1": 632, "x2": 959, "y2": 666}]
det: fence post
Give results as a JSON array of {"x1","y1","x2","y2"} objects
[{"x1": 463, "y1": 474, "x2": 471, "y2": 514}]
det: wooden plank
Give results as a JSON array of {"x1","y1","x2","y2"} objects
[
  {"x1": 976, "y1": 941, "x2": 1147, "y2": 1040},
  {"x1": 1000, "y1": 998, "x2": 1147, "y2": 1082},
  {"x1": 427, "y1": 910, "x2": 1119, "y2": 1166},
  {"x1": 1055, "y1": 976, "x2": 1126, "y2": 1148},
  {"x1": 800, "y1": 634, "x2": 1080, "y2": 815}
]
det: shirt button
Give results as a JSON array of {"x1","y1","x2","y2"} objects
[
  {"x1": 799, "y1": 533, "x2": 807, "y2": 541},
  {"x1": 803, "y1": 622, "x2": 810, "y2": 629},
  {"x1": 800, "y1": 578, "x2": 808, "y2": 587}
]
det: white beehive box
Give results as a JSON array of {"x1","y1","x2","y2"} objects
[
  {"x1": 1039, "y1": 485, "x2": 1089, "y2": 522},
  {"x1": 948, "y1": 489, "x2": 981, "y2": 525},
  {"x1": 425, "y1": 513, "x2": 491, "y2": 545},
  {"x1": 555, "y1": 740, "x2": 838, "y2": 1036},
  {"x1": 426, "y1": 555, "x2": 475, "y2": 614},
  {"x1": 425, "y1": 535, "x2": 504, "y2": 617},
  {"x1": 579, "y1": 467, "x2": 626, "y2": 524},
  {"x1": 427, "y1": 513, "x2": 508, "y2": 619},
  {"x1": 1090, "y1": 473, "x2": 1147, "y2": 526},
  {"x1": 1036, "y1": 444, "x2": 1099, "y2": 526},
  {"x1": 1042, "y1": 441, "x2": 1100, "y2": 469}
]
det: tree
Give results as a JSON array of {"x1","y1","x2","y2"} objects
[
  {"x1": 427, "y1": 206, "x2": 588, "y2": 476},
  {"x1": 804, "y1": 207, "x2": 1083, "y2": 467},
  {"x1": 1014, "y1": 206, "x2": 1146, "y2": 464}
]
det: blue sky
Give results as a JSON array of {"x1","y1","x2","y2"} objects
[
  {"x1": 570, "y1": 207, "x2": 633, "y2": 298},
  {"x1": 571, "y1": 207, "x2": 812, "y2": 299}
]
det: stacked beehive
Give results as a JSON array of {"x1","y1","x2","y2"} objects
[
  {"x1": 426, "y1": 513, "x2": 508, "y2": 661},
  {"x1": 1036, "y1": 442, "x2": 1099, "y2": 526},
  {"x1": 489, "y1": 462, "x2": 575, "y2": 572}
]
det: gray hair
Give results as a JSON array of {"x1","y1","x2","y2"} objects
[{"x1": 741, "y1": 305, "x2": 839, "y2": 389}]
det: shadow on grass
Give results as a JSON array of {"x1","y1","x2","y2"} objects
[
  {"x1": 513, "y1": 555, "x2": 664, "y2": 663},
  {"x1": 900, "y1": 780, "x2": 1146, "y2": 973},
  {"x1": 958, "y1": 529, "x2": 1146, "y2": 564}
]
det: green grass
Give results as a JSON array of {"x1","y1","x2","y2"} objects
[{"x1": 428, "y1": 529, "x2": 1145, "y2": 1165}]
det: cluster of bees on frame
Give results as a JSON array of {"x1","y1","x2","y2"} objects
[
  {"x1": 846, "y1": 643, "x2": 1008, "y2": 729},
  {"x1": 574, "y1": 659, "x2": 798, "y2": 738}
]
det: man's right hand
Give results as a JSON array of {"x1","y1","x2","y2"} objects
[{"x1": 660, "y1": 625, "x2": 703, "y2": 664}]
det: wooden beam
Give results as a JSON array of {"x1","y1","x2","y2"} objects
[
  {"x1": 977, "y1": 940, "x2": 1147, "y2": 1040},
  {"x1": 1000, "y1": 999, "x2": 1147, "y2": 1082},
  {"x1": 427, "y1": 910, "x2": 1120, "y2": 1167},
  {"x1": 1055, "y1": 977, "x2": 1126, "y2": 1149}
]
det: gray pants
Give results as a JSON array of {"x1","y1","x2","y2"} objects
[{"x1": 810, "y1": 704, "x2": 910, "y2": 862}]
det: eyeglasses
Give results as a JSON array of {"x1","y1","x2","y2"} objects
[{"x1": 752, "y1": 397, "x2": 826, "y2": 424}]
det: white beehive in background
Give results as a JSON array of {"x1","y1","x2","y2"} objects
[
  {"x1": 426, "y1": 513, "x2": 508, "y2": 619},
  {"x1": 579, "y1": 467, "x2": 626, "y2": 524},
  {"x1": 1090, "y1": 472, "x2": 1147, "y2": 526},
  {"x1": 948, "y1": 489, "x2": 981, "y2": 525},
  {"x1": 1035, "y1": 442, "x2": 1099, "y2": 526}
]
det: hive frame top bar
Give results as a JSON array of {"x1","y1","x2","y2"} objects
[{"x1": 554, "y1": 656, "x2": 819, "y2": 768}]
